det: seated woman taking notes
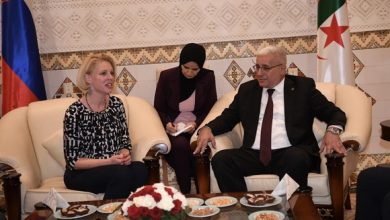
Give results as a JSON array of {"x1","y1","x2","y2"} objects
[{"x1": 154, "y1": 43, "x2": 217, "y2": 193}]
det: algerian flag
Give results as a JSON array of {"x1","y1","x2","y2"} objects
[{"x1": 317, "y1": 0, "x2": 355, "y2": 85}]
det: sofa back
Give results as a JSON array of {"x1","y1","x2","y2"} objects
[
  {"x1": 28, "y1": 98, "x2": 77, "y2": 180},
  {"x1": 313, "y1": 82, "x2": 336, "y2": 142}
]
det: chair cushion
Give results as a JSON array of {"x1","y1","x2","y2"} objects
[
  {"x1": 42, "y1": 129, "x2": 66, "y2": 168},
  {"x1": 24, "y1": 177, "x2": 103, "y2": 213},
  {"x1": 28, "y1": 98, "x2": 76, "y2": 180}
]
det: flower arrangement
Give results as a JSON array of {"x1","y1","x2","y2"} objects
[{"x1": 121, "y1": 183, "x2": 187, "y2": 220}]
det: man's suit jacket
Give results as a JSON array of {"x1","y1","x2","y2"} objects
[
  {"x1": 207, "y1": 75, "x2": 346, "y2": 172},
  {"x1": 154, "y1": 66, "x2": 217, "y2": 128}
]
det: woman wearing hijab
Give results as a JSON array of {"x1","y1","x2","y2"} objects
[{"x1": 154, "y1": 43, "x2": 217, "y2": 193}]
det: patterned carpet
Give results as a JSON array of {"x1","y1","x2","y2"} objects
[{"x1": 345, "y1": 192, "x2": 356, "y2": 220}]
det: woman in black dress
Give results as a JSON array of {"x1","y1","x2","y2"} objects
[{"x1": 63, "y1": 54, "x2": 147, "y2": 199}]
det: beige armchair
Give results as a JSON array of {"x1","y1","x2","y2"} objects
[
  {"x1": 190, "y1": 82, "x2": 372, "y2": 219},
  {"x1": 0, "y1": 94, "x2": 170, "y2": 219}
]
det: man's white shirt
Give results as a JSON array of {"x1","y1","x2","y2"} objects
[{"x1": 252, "y1": 78, "x2": 292, "y2": 150}]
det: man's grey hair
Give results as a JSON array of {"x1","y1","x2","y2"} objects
[{"x1": 256, "y1": 46, "x2": 287, "y2": 66}]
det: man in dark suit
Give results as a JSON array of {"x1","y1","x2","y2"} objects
[{"x1": 194, "y1": 45, "x2": 347, "y2": 192}]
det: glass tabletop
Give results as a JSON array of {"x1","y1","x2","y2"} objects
[{"x1": 27, "y1": 191, "x2": 320, "y2": 220}]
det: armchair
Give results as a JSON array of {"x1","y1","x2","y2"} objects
[
  {"x1": 190, "y1": 82, "x2": 372, "y2": 219},
  {"x1": 0, "y1": 94, "x2": 170, "y2": 219}
]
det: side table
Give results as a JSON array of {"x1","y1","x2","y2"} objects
[
  {"x1": 378, "y1": 120, "x2": 390, "y2": 168},
  {"x1": 380, "y1": 120, "x2": 390, "y2": 141}
]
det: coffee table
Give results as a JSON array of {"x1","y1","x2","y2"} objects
[{"x1": 26, "y1": 191, "x2": 320, "y2": 220}]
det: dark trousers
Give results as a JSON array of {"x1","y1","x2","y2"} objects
[
  {"x1": 164, "y1": 133, "x2": 195, "y2": 194},
  {"x1": 211, "y1": 147, "x2": 312, "y2": 192},
  {"x1": 356, "y1": 166, "x2": 390, "y2": 220},
  {"x1": 64, "y1": 161, "x2": 148, "y2": 199}
]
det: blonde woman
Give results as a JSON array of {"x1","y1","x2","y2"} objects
[{"x1": 63, "y1": 54, "x2": 147, "y2": 199}]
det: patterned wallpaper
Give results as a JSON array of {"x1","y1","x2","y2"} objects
[
  {"x1": 25, "y1": 0, "x2": 390, "y2": 53},
  {"x1": 39, "y1": 30, "x2": 389, "y2": 71}
]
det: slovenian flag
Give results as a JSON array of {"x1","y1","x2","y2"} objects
[
  {"x1": 2, "y1": 0, "x2": 46, "y2": 115},
  {"x1": 317, "y1": 0, "x2": 355, "y2": 85}
]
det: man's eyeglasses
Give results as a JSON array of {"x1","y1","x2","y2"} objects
[{"x1": 252, "y1": 63, "x2": 283, "y2": 72}]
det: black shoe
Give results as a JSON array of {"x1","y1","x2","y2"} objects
[{"x1": 297, "y1": 186, "x2": 313, "y2": 193}]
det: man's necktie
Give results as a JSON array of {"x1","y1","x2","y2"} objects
[{"x1": 260, "y1": 89, "x2": 275, "y2": 166}]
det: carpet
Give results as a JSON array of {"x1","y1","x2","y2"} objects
[{"x1": 345, "y1": 192, "x2": 356, "y2": 220}]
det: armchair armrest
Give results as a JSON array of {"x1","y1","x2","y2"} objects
[
  {"x1": 190, "y1": 142, "x2": 211, "y2": 194},
  {"x1": 1, "y1": 169, "x2": 21, "y2": 220},
  {"x1": 336, "y1": 85, "x2": 372, "y2": 152},
  {"x1": 0, "y1": 108, "x2": 41, "y2": 189},
  {"x1": 325, "y1": 152, "x2": 345, "y2": 220},
  {"x1": 125, "y1": 96, "x2": 171, "y2": 162},
  {"x1": 325, "y1": 137, "x2": 362, "y2": 220},
  {"x1": 190, "y1": 123, "x2": 242, "y2": 193},
  {"x1": 0, "y1": 108, "x2": 41, "y2": 220},
  {"x1": 125, "y1": 96, "x2": 171, "y2": 184}
]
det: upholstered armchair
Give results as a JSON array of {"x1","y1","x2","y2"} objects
[
  {"x1": 0, "y1": 94, "x2": 170, "y2": 219},
  {"x1": 190, "y1": 82, "x2": 372, "y2": 219}
]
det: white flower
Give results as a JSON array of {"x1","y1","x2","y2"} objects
[
  {"x1": 133, "y1": 195, "x2": 156, "y2": 209},
  {"x1": 121, "y1": 183, "x2": 186, "y2": 217},
  {"x1": 169, "y1": 185, "x2": 179, "y2": 194},
  {"x1": 121, "y1": 199, "x2": 133, "y2": 216},
  {"x1": 173, "y1": 192, "x2": 187, "y2": 208},
  {"x1": 157, "y1": 194, "x2": 174, "y2": 211},
  {"x1": 153, "y1": 182, "x2": 165, "y2": 189}
]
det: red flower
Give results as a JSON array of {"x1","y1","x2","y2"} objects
[
  {"x1": 127, "y1": 205, "x2": 141, "y2": 219},
  {"x1": 150, "y1": 207, "x2": 163, "y2": 220},
  {"x1": 151, "y1": 191, "x2": 162, "y2": 202},
  {"x1": 170, "y1": 199, "x2": 182, "y2": 215},
  {"x1": 164, "y1": 186, "x2": 174, "y2": 197},
  {"x1": 143, "y1": 185, "x2": 155, "y2": 194},
  {"x1": 124, "y1": 184, "x2": 186, "y2": 219},
  {"x1": 139, "y1": 207, "x2": 149, "y2": 217}
]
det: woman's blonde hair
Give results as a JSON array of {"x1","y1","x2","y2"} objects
[{"x1": 76, "y1": 53, "x2": 116, "y2": 93}]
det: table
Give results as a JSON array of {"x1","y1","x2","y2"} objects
[
  {"x1": 26, "y1": 191, "x2": 320, "y2": 220},
  {"x1": 380, "y1": 120, "x2": 390, "y2": 141}
]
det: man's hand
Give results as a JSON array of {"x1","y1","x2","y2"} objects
[
  {"x1": 320, "y1": 132, "x2": 346, "y2": 155},
  {"x1": 194, "y1": 126, "x2": 216, "y2": 154}
]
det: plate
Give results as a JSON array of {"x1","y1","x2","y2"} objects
[
  {"x1": 205, "y1": 196, "x2": 238, "y2": 208},
  {"x1": 187, "y1": 205, "x2": 220, "y2": 218},
  {"x1": 186, "y1": 197, "x2": 204, "y2": 208},
  {"x1": 97, "y1": 202, "x2": 123, "y2": 214},
  {"x1": 107, "y1": 211, "x2": 129, "y2": 220},
  {"x1": 239, "y1": 195, "x2": 282, "y2": 208},
  {"x1": 54, "y1": 204, "x2": 97, "y2": 219},
  {"x1": 248, "y1": 210, "x2": 285, "y2": 220}
]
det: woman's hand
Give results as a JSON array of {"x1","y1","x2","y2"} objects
[
  {"x1": 118, "y1": 149, "x2": 132, "y2": 165},
  {"x1": 166, "y1": 122, "x2": 177, "y2": 134},
  {"x1": 109, "y1": 149, "x2": 132, "y2": 165}
]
